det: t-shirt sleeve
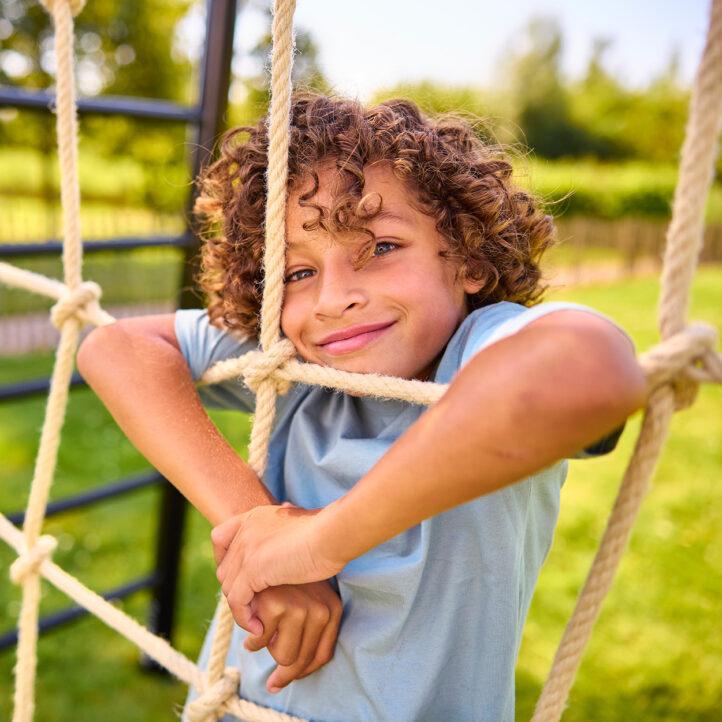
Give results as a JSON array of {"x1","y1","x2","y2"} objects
[
  {"x1": 174, "y1": 308, "x2": 259, "y2": 413},
  {"x1": 459, "y1": 301, "x2": 636, "y2": 460}
]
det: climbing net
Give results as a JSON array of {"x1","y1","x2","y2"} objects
[{"x1": 1, "y1": 0, "x2": 721, "y2": 720}]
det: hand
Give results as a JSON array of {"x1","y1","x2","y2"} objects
[
  {"x1": 212, "y1": 503, "x2": 344, "y2": 633},
  {"x1": 241, "y1": 581, "x2": 343, "y2": 693}
]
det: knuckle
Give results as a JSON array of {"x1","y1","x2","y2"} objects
[
  {"x1": 226, "y1": 590, "x2": 241, "y2": 611},
  {"x1": 311, "y1": 606, "x2": 331, "y2": 626},
  {"x1": 276, "y1": 650, "x2": 297, "y2": 667},
  {"x1": 266, "y1": 598, "x2": 286, "y2": 618},
  {"x1": 290, "y1": 606, "x2": 308, "y2": 623}
]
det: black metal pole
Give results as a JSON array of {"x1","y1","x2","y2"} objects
[{"x1": 144, "y1": 0, "x2": 239, "y2": 664}]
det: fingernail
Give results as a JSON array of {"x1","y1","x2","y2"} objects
[{"x1": 269, "y1": 686, "x2": 281, "y2": 694}]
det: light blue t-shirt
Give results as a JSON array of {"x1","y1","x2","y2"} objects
[{"x1": 177, "y1": 300, "x2": 632, "y2": 722}]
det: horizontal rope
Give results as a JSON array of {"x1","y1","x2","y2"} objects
[
  {"x1": 200, "y1": 350, "x2": 447, "y2": 406},
  {"x1": 0, "y1": 262, "x2": 114, "y2": 328},
  {"x1": 199, "y1": 320, "x2": 720, "y2": 410}
]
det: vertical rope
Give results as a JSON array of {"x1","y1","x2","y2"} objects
[
  {"x1": 12, "y1": 2, "x2": 87, "y2": 721},
  {"x1": 199, "y1": 1, "x2": 297, "y2": 718},
  {"x1": 659, "y1": 0, "x2": 722, "y2": 338},
  {"x1": 531, "y1": 1, "x2": 722, "y2": 719}
]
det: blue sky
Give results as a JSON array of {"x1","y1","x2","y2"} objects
[{"x1": 228, "y1": 0, "x2": 711, "y2": 99}]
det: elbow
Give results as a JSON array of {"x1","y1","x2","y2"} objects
[
  {"x1": 615, "y1": 358, "x2": 648, "y2": 417},
  {"x1": 77, "y1": 323, "x2": 119, "y2": 382},
  {"x1": 576, "y1": 337, "x2": 648, "y2": 432},
  {"x1": 521, "y1": 325, "x2": 648, "y2": 441}
]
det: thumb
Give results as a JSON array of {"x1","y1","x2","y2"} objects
[
  {"x1": 211, "y1": 516, "x2": 241, "y2": 564},
  {"x1": 235, "y1": 605, "x2": 263, "y2": 636}
]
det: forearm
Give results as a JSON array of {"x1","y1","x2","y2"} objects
[
  {"x1": 317, "y1": 322, "x2": 648, "y2": 564},
  {"x1": 78, "y1": 319, "x2": 275, "y2": 525}
]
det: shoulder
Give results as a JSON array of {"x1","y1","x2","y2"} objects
[
  {"x1": 456, "y1": 300, "x2": 636, "y2": 368},
  {"x1": 174, "y1": 309, "x2": 258, "y2": 381},
  {"x1": 437, "y1": 300, "x2": 642, "y2": 460}
]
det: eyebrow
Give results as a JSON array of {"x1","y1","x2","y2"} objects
[
  {"x1": 286, "y1": 208, "x2": 414, "y2": 250},
  {"x1": 371, "y1": 208, "x2": 414, "y2": 226}
]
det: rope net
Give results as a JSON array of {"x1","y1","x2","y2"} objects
[{"x1": 0, "y1": 0, "x2": 720, "y2": 720}]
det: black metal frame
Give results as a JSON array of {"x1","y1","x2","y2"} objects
[{"x1": 0, "y1": 0, "x2": 239, "y2": 657}]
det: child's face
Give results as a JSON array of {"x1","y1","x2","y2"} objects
[{"x1": 281, "y1": 162, "x2": 481, "y2": 380}]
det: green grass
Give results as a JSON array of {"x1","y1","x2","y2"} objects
[{"x1": 0, "y1": 267, "x2": 720, "y2": 721}]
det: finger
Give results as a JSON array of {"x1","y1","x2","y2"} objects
[
  {"x1": 216, "y1": 526, "x2": 244, "y2": 589},
  {"x1": 267, "y1": 606, "x2": 331, "y2": 692},
  {"x1": 290, "y1": 597, "x2": 343, "y2": 681},
  {"x1": 226, "y1": 578, "x2": 258, "y2": 635},
  {"x1": 212, "y1": 519, "x2": 241, "y2": 567},
  {"x1": 244, "y1": 602, "x2": 281, "y2": 653},
  {"x1": 266, "y1": 609, "x2": 306, "y2": 669},
  {"x1": 212, "y1": 536, "x2": 226, "y2": 567},
  {"x1": 211, "y1": 516, "x2": 241, "y2": 551}
]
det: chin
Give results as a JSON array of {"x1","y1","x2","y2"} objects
[{"x1": 325, "y1": 356, "x2": 402, "y2": 378}]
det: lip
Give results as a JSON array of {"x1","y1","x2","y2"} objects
[{"x1": 316, "y1": 321, "x2": 396, "y2": 356}]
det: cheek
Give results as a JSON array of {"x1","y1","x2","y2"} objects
[
  {"x1": 398, "y1": 260, "x2": 461, "y2": 314},
  {"x1": 280, "y1": 296, "x2": 303, "y2": 343}
]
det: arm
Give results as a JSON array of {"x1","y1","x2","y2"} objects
[
  {"x1": 77, "y1": 314, "x2": 274, "y2": 526},
  {"x1": 213, "y1": 310, "x2": 649, "y2": 613},
  {"x1": 317, "y1": 309, "x2": 648, "y2": 563},
  {"x1": 78, "y1": 315, "x2": 342, "y2": 691}
]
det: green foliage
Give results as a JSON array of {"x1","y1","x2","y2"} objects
[
  {"x1": 228, "y1": 5, "x2": 331, "y2": 128},
  {"x1": 518, "y1": 160, "x2": 722, "y2": 222},
  {"x1": 1, "y1": 0, "x2": 193, "y2": 211},
  {"x1": 371, "y1": 16, "x2": 691, "y2": 166}
]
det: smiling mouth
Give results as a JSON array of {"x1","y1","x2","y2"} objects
[{"x1": 317, "y1": 322, "x2": 396, "y2": 356}]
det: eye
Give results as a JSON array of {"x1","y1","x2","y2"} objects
[
  {"x1": 285, "y1": 268, "x2": 315, "y2": 284},
  {"x1": 373, "y1": 240, "x2": 399, "y2": 256}
]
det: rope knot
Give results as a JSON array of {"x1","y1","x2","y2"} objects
[
  {"x1": 183, "y1": 668, "x2": 241, "y2": 722},
  {"x1": 40, "y1": 0, "x2": 86, "y2": 17},
  {"x1": 241, "y1": 338, "x2": 297, "y2": 395},
  {"x1": 640, "y1": 322, "x2": 721, "y2": 411},
  {"x1": 50, "y1": 281, "x2": 102, "y2": 330},
  {"x1": 10, "y1": 535, "x2": 58, "y2": 585}
]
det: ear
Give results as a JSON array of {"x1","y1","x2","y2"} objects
[{"x1": 461, "y1": 273, "x2": 485, "y2": 296}]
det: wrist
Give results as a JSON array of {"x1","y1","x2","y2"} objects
[{"x1": 313, "y1": 496, "x2": 359, "y2": 569}]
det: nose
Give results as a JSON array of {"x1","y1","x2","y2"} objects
[{"x1": 314, "y1": 251, "x2": 368, "y2": 320}]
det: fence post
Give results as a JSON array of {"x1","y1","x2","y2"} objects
[{"x1": 144, "y1": 0, "x2": 238, "y2": 667}]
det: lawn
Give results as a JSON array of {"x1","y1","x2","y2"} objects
[{"x1": 0, "y1": 266, "x2": 720, "y2": 721}]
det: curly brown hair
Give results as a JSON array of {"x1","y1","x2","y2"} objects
[{"x1": 194, "y1": 91, "x2": 556, "y2": 338}]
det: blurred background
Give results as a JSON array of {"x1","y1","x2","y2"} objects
[{"x1": 0, "y1": 1, "x2": 720, "y2": 720}]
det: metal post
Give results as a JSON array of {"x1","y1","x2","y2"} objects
[{"x1": 145, "y1": 0, "x2": 239, "y2": 664}]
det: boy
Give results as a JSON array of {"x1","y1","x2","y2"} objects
[{"x1": 78, "y1": 93, "x2": 647, "y2": 721}]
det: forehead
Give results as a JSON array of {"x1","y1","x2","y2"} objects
[{"x1": 286, "y1": 161, "x2": 420, "y2": 233}]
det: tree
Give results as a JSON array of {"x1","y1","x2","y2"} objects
[
  {"x1": 1, "y1": 0, "x2": 194, "y2": 210},
  {"x1": 228, "y1": 3, "x2": 330, "y2": 127}
]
